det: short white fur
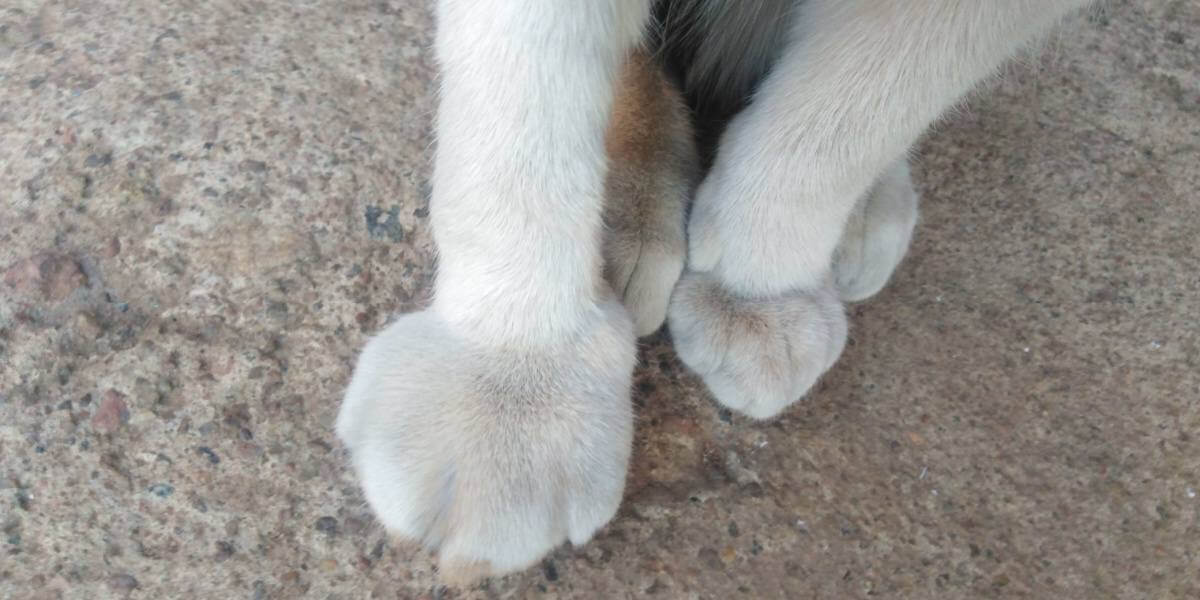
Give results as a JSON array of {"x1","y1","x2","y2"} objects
[{"x1": 339, "y1": 0, "x2": 1095, "y2": 581}]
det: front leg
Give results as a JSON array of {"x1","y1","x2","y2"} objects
[
  {"x1": 337, "y1": 0, "x2": 651, "y2": 581},
  {"x1": 671, "y1": 0, "x2": 1093, "y2": 419}
]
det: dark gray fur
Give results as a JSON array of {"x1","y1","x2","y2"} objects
[{"x1": 652, "y1": 0, "x2": 798, "y2": 166}]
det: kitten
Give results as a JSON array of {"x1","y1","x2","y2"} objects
[{"x1": 337, "y1": 0, "x2": 1094, "y2": 582}]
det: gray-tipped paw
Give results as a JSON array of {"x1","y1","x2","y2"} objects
[{"x1": 667, "y1": 271, "x2": 848, "y2": 420}]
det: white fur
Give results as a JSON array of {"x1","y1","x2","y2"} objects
[
  {"x1": 339, "y1": 0, "x2": 1096, "y2": 580},
  {"x1": 672, "y1": 0, "x2": 1093, "y2": 418},
  {"x1": 606, "y1": 228, "x2": 686, "y2": 336},
  {"x1": 833, "y1": 158, "x2": 920, "y2": 302},
  {"x1": 667, "y1": 271, "x2": 847, "y2": 420},
  {"x1": 431, "y1": 0, "x2": 651, "y2": 346},
  {"x1": 337, "y1": 297, "x2": 635, "y2": 577},
  {"x1": 687, "y1": 0, "x2": 1094, "y2": 298},
  {"x1": 339, "y1": 0, "x2": 651, "y2": 581}
]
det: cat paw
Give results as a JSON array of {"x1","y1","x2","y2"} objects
[
  {"x1": 603, "y1": 207, "x2": 687, "y2": 337},
  {"x1": 336, "y1": 301, "x2": 635, "y2": 582},
  {"x1": 833, "y1": 159, "x2": 919, "y2": 302},
  {"x1": 667, "y1": 271, "x2": 847, "y2": 420},
  {"x1": 602, "y1": 49, "x2": 697, "y2": 336}
]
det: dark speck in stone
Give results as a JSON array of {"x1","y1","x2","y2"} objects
[
  {"x1": 215, "y1": 540, "x2": 235, "y2": 561},
  {"x1": 149, "y1": 483, "x2": 174, "y2": 497},
  {"x1": 84, "y1": 152, "x2": 113, "y2": 167},
  {"x1": 698, "y1": 547, "x2": 723, "y2": 570},
  {"x1": 542, "y1": 558, "x2": 559, "y2": 581},
  {"x1": 315, "y1": 516, "x2": 338, "y2": 535},
  {"x1": 365, "y1": 205, "x2": 405, "y2": 242},
  {"x1": 109, "y1": 574, "x2": 139, "y2": 594},
  {"x1": 242, "y1": 159, "x2": 268, "y2": 173},
  {"x1": 197, "y1": 446, "x2": 220, "y2": 465}
]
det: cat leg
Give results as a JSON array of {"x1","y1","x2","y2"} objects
[
  {"x1": 670, "y1": 0, "x2": 1093, "y2": 419},
  {"x1": 337, "y1": 0, "x2": 653, "y2": 582}
]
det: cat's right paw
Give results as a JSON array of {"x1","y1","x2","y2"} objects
[
  {"x1": 336, "y1": 302, "x2": 636, "y2": 582},
  {"x1": 667, "y1": 271, "x2": 847, "y2": 420}
]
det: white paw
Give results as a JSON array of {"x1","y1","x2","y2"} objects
[
  {"x1": 336, "y1": 300, "x2": 636, "y2": 582},
  {"x1": 667, "y1": 271, "x2": 847, "y2": 420},
  {"x1": 833, "y1": 159, "x2": 919, "y2": 302},
  {"x1": 602, "y1": 187, "x2": 687, "y2": 337}
]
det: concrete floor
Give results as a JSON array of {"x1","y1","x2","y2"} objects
[{"x1": 2, "y1": 1, "x2": 1197, "y2": 598}]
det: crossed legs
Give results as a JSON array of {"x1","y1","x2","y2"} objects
[{"x1": 337, "y1": 0, "x2": 1092, "y2": 580}]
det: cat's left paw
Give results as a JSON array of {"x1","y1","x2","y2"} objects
[{"x1": 667, "y1": 271, "x2": 847, "y2": 419}]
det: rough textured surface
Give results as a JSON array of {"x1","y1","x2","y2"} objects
[{"x1": 2, "y1": 1, "x2": 1197, "y2": 598}]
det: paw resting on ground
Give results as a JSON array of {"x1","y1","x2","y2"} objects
[
  {"x1": 833, "y1": 159, "x2": 920, "y2": 302},
  {"x1": 669, "y1": 156, "x2": 914, "y2": 417},
  {"x1": 668, "y1": 271, "x2": 847, "y2": 420},
  {"x1": 336, "y1": 300, "x2": 635, "y2": 582},
  {"x1": 603, "y1": 195, "x2": 687, "y2": 337},
  {"x1": 602, "y1": 49, "x2": 697, "y2": 337}
]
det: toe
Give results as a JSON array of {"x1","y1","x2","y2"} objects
[{"x1": 624, "y1": 244, "x2": 685, "y2": 337}]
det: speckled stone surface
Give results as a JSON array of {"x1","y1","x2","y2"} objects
[{"x1": 2, "y1": 1, "x2": 1197, "y2": 598}]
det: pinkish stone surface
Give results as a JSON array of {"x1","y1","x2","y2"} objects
[
  {"x1": 3, "y1": 253, "x2": 88, "y2": 302},
  {"x1": 1, "y1": 1, "x2": 1197, "y2": 599},
  {"x1": 89, "y1": 390, "x2": 130, "y2": 433}
]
